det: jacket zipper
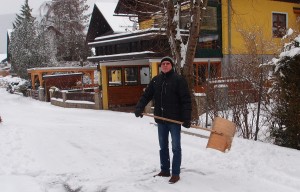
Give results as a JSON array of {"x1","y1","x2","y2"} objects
[{"x1": 161, "y1": 79, "x2": 165, "y2": 118}]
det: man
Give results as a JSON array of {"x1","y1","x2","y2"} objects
[{"x1": 135, "y1": 56, "x2": 192, "y2": 184}]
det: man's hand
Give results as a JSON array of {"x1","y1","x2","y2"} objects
[
  {"x1": 182, "y1": 121, "x2": 191, "y2": 128},
  {"x1": 134, "y1": 108, "x2": 143, "y2": 118}
]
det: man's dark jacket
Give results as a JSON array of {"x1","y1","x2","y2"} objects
[{"x1": 136, "y1": 69, "x2": 192, "y2": 124}]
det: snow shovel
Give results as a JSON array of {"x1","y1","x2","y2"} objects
[{"x1": 142, "y1": 113, "x2": 236, "y2": 153}]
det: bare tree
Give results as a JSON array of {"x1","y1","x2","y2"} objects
[
  {"x1": 164, "y1": 0, "x2": 208, "y2": 122},
  {"x1": 205, "y1": 25, "x2": 277, "y2": 140},
  {"x1": 118, "y1": 0, "x2": 208, "y2": 122}
]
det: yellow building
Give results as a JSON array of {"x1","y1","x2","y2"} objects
[{"x1": 222, "y1": 0, "x2": 300, "y2": 62}]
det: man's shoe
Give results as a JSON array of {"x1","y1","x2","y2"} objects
[
  {"x1": 154, "y1": 172, "x2": 171, "y2": 177},
  {"x1": 169, "y1": 175, "x2": 180, "y2": 184}
]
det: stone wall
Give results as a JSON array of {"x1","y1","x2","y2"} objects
[
  {"x1": 50, "y1": 98, "x2": 97, "y2": 109},
  {"x1": 49, "y1": 88, "x2": 102, "y2": 110}
]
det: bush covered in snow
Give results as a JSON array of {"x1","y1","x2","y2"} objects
[
  {"x1": 270, "y1": 33, "x2": 300, "y2": 150},
  {"x1": 0, "y1": 76, "x2": 30, "y2": 96}
]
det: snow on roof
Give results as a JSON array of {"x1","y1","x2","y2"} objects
[
  {"x1": 87, "y1": 51, "x2": 155, "y2": 60},
  {"x1": 43, "y1": 73, "x2": 84, "y2": 79},
  {"x1": 95, "y1": 2, "x2": 134, "y2": 33},
  {"x1": 27, "y1": 66, "x2": 96, "y2": 71},
  {"x1": 89, "y1": 32, "x2": 161, "y2": 46},
  {"x1": 94, "y1": 28, "x2": 164, "y2": 41}
]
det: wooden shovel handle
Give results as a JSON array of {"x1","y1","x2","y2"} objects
[{"x1": 142, "y1": 113, "x2": 222, "y2": 135}]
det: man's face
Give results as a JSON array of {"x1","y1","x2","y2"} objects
[{"x1": 161, "y1": 61, "x2": 172, "y2": 73}]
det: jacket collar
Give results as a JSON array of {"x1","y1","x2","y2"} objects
[{"x1": 161, "y1": 69, "x2": 174, "y2": 78}]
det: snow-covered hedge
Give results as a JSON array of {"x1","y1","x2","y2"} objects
[
  {"x1": 0, "y1": 76, "x2": 30, "y2": 96},
  {"x1": 270, "y1": 30, "x2": 300, "y2": 150},
  {"x1": 0, "y1": 76, "x2": 27, "y2": 88},
  {"x1": 272, "y1": 31, "x2": 300, "y2": 75}
]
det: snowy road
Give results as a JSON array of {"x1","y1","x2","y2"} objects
[{"x1": 0, "y1": 88, "x2": 300, "y2": 192}]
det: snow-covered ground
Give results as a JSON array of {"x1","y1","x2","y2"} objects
[{"x1": 0, "y1": 87, "x2": 300, "y2": 192}]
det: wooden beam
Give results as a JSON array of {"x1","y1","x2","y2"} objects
[
  {"x1": 31, "y1": 73, "x2": 35, "y2": 90},
  {"x1": 38, "y1": 73, "x2": 43, "y2": 88},
  {"x1": 101, "y1": 66, "x2": 108, "y2": 110}
]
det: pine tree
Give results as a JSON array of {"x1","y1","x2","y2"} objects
[
  {"x1": 41, "y1": 0, "x2": 90, "y2": 61},
  {"x1": 13, "y1": 0, "x2": 35, "y2": 28},
  {"x1": 9, "y1": 0, "x2": 43, "y2": 79}
]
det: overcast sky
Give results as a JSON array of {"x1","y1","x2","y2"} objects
[
  {"x1": 0, "y1": 0, "x2": 117, "y2": 15},
  {"x1": 0, "y1": 0, "x2": 118, "y2": 54},
  {"x1": 0, "y1": 0, "x2": 50, "y2": 15}
]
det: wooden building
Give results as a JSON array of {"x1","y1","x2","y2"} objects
[{"x1": 27, "y1": 67, "x2": 97, "y2": 101}]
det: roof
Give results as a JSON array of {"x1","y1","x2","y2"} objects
[
  {"x1": 94, "y1": 28, "x2": 164, "y2": 41},
  {"x1": 89, "y1": 32, "x2": 161, "y2": 46},
  {"x1": 95, "y1": 2, "x2": 134, "y2": 33},
  {"x1": 88, "y1": 28, "x2": 165, "y2": 47},
  {"x1": 27, "y1": 66, "x2": 97, "y2": 73}
]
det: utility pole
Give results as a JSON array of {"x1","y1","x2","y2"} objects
[{"x1": 205, "y1": 60, "x2": 211, "y2": 127}]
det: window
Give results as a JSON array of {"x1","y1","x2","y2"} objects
[
  {"x1": 108, "y1": 68, "x2": 122, "y2": 86},
  {"x1": 198, "y1": 34, "x2": 220, "y2": 49},
  {"x1": 201, "y1": 6, "x2": 218, "y2": 31},
  {"x1": 107, "y1": 66, "x2": 150, "y2": 87},
  {"x1": 96, "y1": 47, "x2": 104, "y2": 55},
  {"x1": 198, "y1": 65, "x2": 207, "y2": 85},
  {"x1": 140, "y1": 67, "x2": 150, "y2": 85},
  {"x1": 272, "y1": 13, "x2": 287, "y2": 38},
  {"x1": 180, "y1": 11, "x2": 191, "y2": 29},
  {"x1": 196, "y1": 5, "x2": 221, "y2": 52},
  {"x1": 209, "y1": 64, "x2": 219, "y2": 79},
  {"x1": 194, "y1": 63, "x2": 220, "y2": 86},
  {"x1": 105, "y1": 46, "x2": 114, "y2": 55},
  {"x1": 124, "y1": 67, "x2": 138, "y2": 86},
  {"x1": 179, "y1": 6, "x2": 218, "y2": 31},
  {"x1": 141, "y1": 40, "x2": 150, "y2": 51},
  {"x1": 153, "y1": 15, "x2": 164, "y2": 28},
  {"x1": 116, "y1": 43, "x2": 129, "y2": 54},
  {"x1": 131, "y1": 42, "x2": 138, "y2": 52}
]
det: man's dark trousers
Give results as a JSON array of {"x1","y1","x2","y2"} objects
[{"x1": 157, "y1": 123, "x2": 181, "y2": 176}]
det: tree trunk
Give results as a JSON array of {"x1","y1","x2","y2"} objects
[{"x1": 166, "y1": 0, "x2": 208, "y2": 123}]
